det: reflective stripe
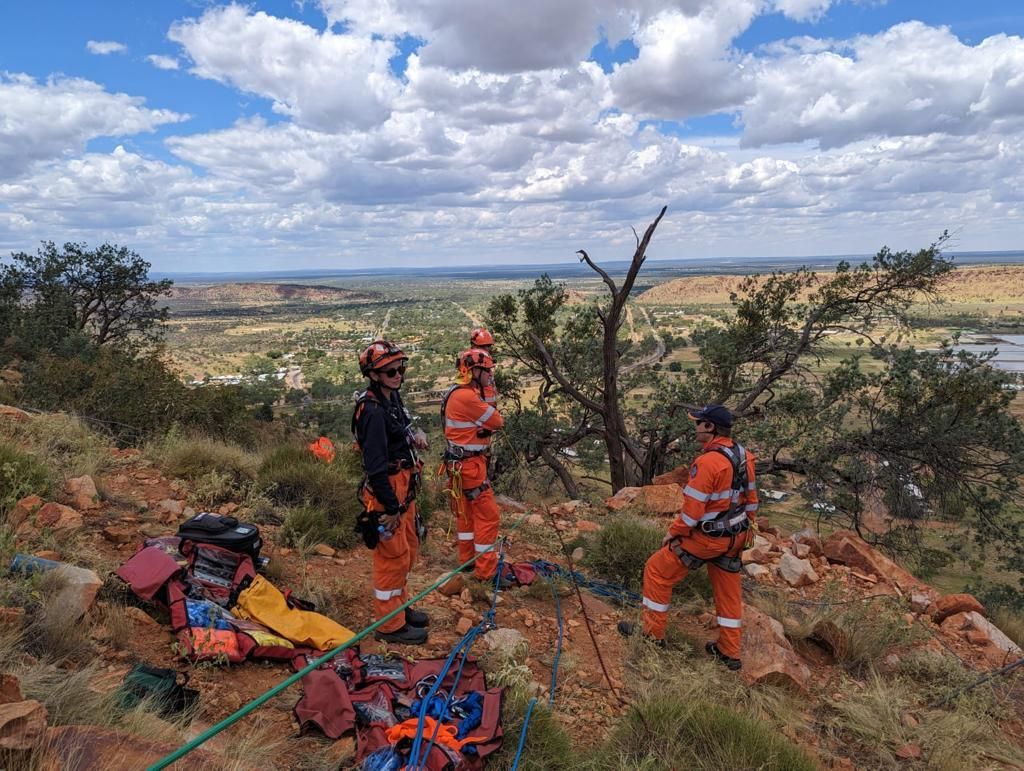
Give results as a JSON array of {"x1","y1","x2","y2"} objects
[
  {"x1": 679, "y1": 512, "x2": 700, "y2": 527},
  {"x1": 445, "y1": 418, "x2": 478, "y2": 429},
  {"x1": 643, "y1": 596, "x2": 670, "y2": 613},
  {"x1": 483, "y1": 395, "x2": 497, "y2": 403},
  {"x1": 374, "y1": 587, "x2": 403, "y2": 601},
  {"x1": 747, "y1": 482, "x2": 757, "y2": 491},
  {"x1": 457, "y1": 532, "x2": 474, "y2": 541},
  {"x1": 474, "y1": 542, "x2": 494, "y2": 553},
  {"x1": 475, "y1": 406, "x2": 496, "y2": 426},
  {"x1": 744, "y1": 504, "x2": 759, "y2": 513},
  {"x1": 709, "y1": 489, "x2": 735, "y2": 501},
  {"x1": 717, "y1": 616, "x2": 742, "y2": 629},
  {"x1": 683, "y1": 485, "x2": 709, "y2": 502}
]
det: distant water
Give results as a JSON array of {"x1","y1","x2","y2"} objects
[
  {"x1": 954, "y1": 335, "x2": 1024, "y2": 373},
  {"x1": 153, "y1": 250, "x2": 1024, "y2": 283}
]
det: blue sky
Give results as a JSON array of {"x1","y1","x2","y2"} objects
[{"x1": 2, "y1": 0, "x2": 1024, "y2": 270}]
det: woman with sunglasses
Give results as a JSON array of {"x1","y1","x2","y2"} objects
[{"x1": 353, "y1": 339, "x2": 429, "y2": 645}]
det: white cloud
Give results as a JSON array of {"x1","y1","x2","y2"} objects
[
  {"x1": 86, "y1": 40, "x2": 127, "y2": 55},
  {"x1": 0, "y1": 74, "x2": 189, "y2": 178},
  {"x1": 168, "y1": 4, "x2": 399, "y2": 131},
  {"x1": 771, "y1": 0, "x2": 834, "y2": 23},
  {"x1": 146, "y1": 54, "x2": 180, "y2": 70}
]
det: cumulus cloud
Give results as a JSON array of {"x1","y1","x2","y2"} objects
[
  {"x1": 146, "y1": 54, "x2": 180, "y2": 70},
  {"x1": 86, "y1": 40, "x2": 127, "y2": 55},
  {"x1": 0, "y1": 74, "x2": 189, "y2": 178},
  {"x1": 169, "y1": 4, "x2": 399, "y2": 131},
  {"x1": 742, "y1": 22, "x2": 1024, "y2": 148}
]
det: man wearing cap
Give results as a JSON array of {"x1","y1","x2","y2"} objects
[{"x1": 619, "y1": 404, "x2": 758, "y2": 669}]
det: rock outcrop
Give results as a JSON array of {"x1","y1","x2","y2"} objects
[{"x1": 741, "y1": 606, "x2": 812, "y2": 691}]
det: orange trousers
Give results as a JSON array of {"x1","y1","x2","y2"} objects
[
  {"x1": 641, "y1": 530, "x2": 745, "y2": 659},
  {"x1": 361, "y1": 468, "x2": 419, "y2": 634},
  {"x1": 447, "y1": 455, "x2": 500, "y2": 580}
]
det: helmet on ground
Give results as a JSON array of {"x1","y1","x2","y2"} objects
[
  {"x1": 457, "y1": 347, "x2": 494, "y2": 376},
  {"x1": 359, "y1": 340, "x2": 406, "y2": 376},
  {"x1": 470, "y1": 327, "x2": 494, "y2": 347}
]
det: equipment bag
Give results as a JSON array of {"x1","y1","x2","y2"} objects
[
  {"x1": 176, "y1": 512, "x2": 263, "y2": 560},
  {"x1": 117, "y1": 663, "x2": 199, "y2": 718}
]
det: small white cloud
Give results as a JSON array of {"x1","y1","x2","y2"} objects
[
  {"x1": 86, "y1": 40, "x2": 127, "y2": 55},
  {"x1": 146, "y1": 54, "x2": 180, "y2": 70}
]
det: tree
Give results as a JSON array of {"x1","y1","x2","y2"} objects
[{"x1": 1, "y1": 241, "x2": 172, "y2": 351}]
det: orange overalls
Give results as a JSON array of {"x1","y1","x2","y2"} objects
[
  {"x1": 442, "y1": 384, "x2": 504, "y2": 579},
  {"x1": 641, "y1": 437, "x2": 758, "y2": 658},
  {"x1": 354, "y1": 388, "x2": 421, "y2": 634}
]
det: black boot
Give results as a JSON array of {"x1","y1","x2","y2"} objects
[
  {"x1": 405, "y1": 607, "x2": 430, "y2": 627},
  {"x1": 617, "y1": 621, "x2": 666, "y2": 648},
  {"x1": 706, "y1": 641, "x2": 742, "y2": 670},
  {"x1": 374, "y1": 624, "x2": 428, "y2": 645}
]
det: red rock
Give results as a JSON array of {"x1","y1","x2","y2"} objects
[
  {"x1": 777, "y1": 552, "x2": 819, "y2": 587},
  {"x1": 791, "y1": 543, "x2": 811, "y2": 559},
  {"x1": 9, "y1": 495, "x2": 43, "y2": 528},
  {"x1": 822, "y1": 531, "x2": 931, "y2": 595},
  {"x1": 0, "y1": 608, "x2": 25, "y2": 635},
  {"x1": 525, "y1": 514, "x2": 545, "y2": 527},
  {"x1": 642, "y1": 484, "x2": 685, "y2": 514},
  {"x1": 218, "y1": 502, "x2": 239, "y2": 515},
  {"x1": 101, "y1": 526, "x2": 134, "y2": 544},
  {"x1": 928, "y1": 593, "x2": 986, "y2": 624},
  {"x1": 34, "y1": 502, "x2": 83, "y2": 532},
  {"x1": 652, "y1": 465, "x2": 689, "y2": 487},
  {"x1": 743, "y1": 564, "x2": 769, "y2": 579},
  {"x1": 0, "y1": 700, "x2": 47, "y2": 752},
  {"x1": 605, "y1": 487, "x2": 642, "y2": 511},
  {"x1": 456, "y1": 616, "x2": 474, "y2": 635},
  {"x1": 437, "y1": 574, "x2": 465, "y2": 597},
  {"x1": 61, "y1": 475, "x2": 99, "y2": 510},
  {"x1": 0, "y1": 405, "x2": 32, "y2": 423},
  {"x1": 741, "y1": 606, "x2": 811, "y2": 691},
  {"x1": 576, "y1": 519, "x2": 601, "y2": 533},
  {"x1": 741, "y1": 547, "x2": 772, "y2": 565},
  {"x1": 966, "y1": 629, "x2": 990, "y2": 646},
  {"x1": 157, "y1": 498, "x2": 185, "y2": 517},
  {"x1": 894, "y1": 744, "x2": 922, "y2": 761},
  {"x1": 0, "y1": 674, "x2": 22, "y2": 705},
  {"x1": 790, "y1": 527, "x2": 823, "y2": 556},
  {"x1": 955, "y1": 611, "x2": 1023, "y2": 666},
  {"x1": 311, "y1": 544, "x2": 335, "y2": 557}
]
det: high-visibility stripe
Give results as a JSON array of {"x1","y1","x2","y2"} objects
[
  {"x1": 457, "y1": 532, "x2": 474, "y2": 541},
  {"x1": 709, "y1": 489, "x2": 734, "y2": 501},
  {"x1": 747, "y1": 482, "x2": 757, "y2": 490},
  {"x1": 475, "y1": 406, "x2": 496, "y2": 426},
  {"x1": 474, "y1": 542, "x2": 494, "y2": 552},
  {"x1": 744, "y1": 504, "x2": 758, "y2": 513},
  {"x1": 445, "y1": 418, "x2": 478, "y2": 429},
  {"x1": 643, "y1": 596, "x2": 670, "y2": 613},
  {"x1": 717, "y1": 616, "x2": 742, "y2": 629},
  {"x1": 374, "y1": 587, "x2": 403, "y2": 601},
  {"x1": 683, "y1": 485, "x2": 709, "y2": 502},
  {"x1": 679, "y1": 512, "x2": 700, "y2": 527},
  {"x1": 483, "y1": 395, "x2": 497, "y2": 403}
]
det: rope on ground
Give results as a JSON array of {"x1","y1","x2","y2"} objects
[
  {"x1": 509, "y1": 697, "x2": 538, "y2": 771},
  {"x1": 146, "y1": 513, "x2": 529, "y2": 771},
  {"x1": 930, "y1": 655, "x2": 1024, "y2": 708},
  {"x1": 546, "y1": 574, "x2": 564, "y2": 707},
  {"x1": 529, "y1": 559, "x2": 641, "y2": 607}
]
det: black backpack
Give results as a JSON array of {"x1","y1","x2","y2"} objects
[{"x1": 176, "y1": 512, "x2": 262, "y2": 561}]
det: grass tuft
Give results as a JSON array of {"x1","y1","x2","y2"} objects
[
  {"x1": 148, "y1": 432, "x2": 259, "y2": 505},
  {"x1": 0, "y1": 441, "x2": 51, "y2": 518}
]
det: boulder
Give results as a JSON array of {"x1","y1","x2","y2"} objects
[
  {"x1": 741, "y1": 546, "x2": 772, "y2": 565},
  {"x1": 822, "y1": 531, "x2": 931, "y2": 595},
  {"x1": 909, "y1": 591, "x2": 933, "y2": 614},
  {"x1": 790, "y1": 528, "x2": 824, "y2": 557},
  {"x1": 928, "y1": 593, "x2": 986, "y2": 624},
  {"x1": 576, "y1": 519, "x2": 601, "y2": 533},
  {"x1": 946, "y1": 611, "x2": 1023, "y2": 667},
  {"x1": 34, "y1": 502, "x2": 83, "y2": 532},
  {"x1": 642, "y1": 484, "x2": 685, "y2": 514},
  {"x1": 437, "y1": 574, "x2": 465, "y2": 597},
  {"x1": 483, "y1": 628, "x2": 528, "y2": 660},
  {"x1": 101, "y1": 526, "x2": 134, "y2": 545},
  {"x1": 9, "y1": 495, "x2": 43, "y2": 529},
  {"x1": 61, "y1": 475, "x2": 99, "y2": 510},
  {"x1": 777, "y1": 552, "x2": 819, "y2": 588},
  {"x1": 43, "y1": 726, "x2": 225, "y2": 770},
  {"x1": 791, "y1": 543, "x2": 811, "y2": 559},
  {"x1": 652, "y1": 465, "x2": 690, "y2": 487},
  {"x1": 311, "y1": 544, "x2": 336, "y2": 557},
  {"x1": 0, "y1": 700, "x2": 47, "y2": 752},
  {"x1": 156, "y1": 499, "x2": 185, "y2": 518},
  {"x1": 605, "y1": 487, "x2": 642, "y2": 511},
  {"x1": 741, "y1": 606, "x2": 812, "y2": 691},
  {"x1": 525, "y1": 514, "x2": 545, "y2": 527},
  {"x1": 51, "y1": 564, "x2": 103, "y2": 620},
  {"x1": 0, "y1": 405, "x2": 32, "y2": 423},
  {"x1": 743, "y1": 564, "x2": 770, "y2": 579}
]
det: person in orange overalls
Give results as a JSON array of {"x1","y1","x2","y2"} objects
[
  {"x1": 353, "y1": 340, "x2": 429, "y2": 645},
  {"x1": 441, "y1": 348, "x2": 505, "y2": 581},
  {"x1": 469, "y1": 328, "x2": 498, "y2": 406},
  {"x1": 619, "y1": 404, "x2": 757, "y2": 670}
]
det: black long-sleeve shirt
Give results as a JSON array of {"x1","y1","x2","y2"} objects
[{"x1": 353, "y1": 387, "x2": 415, "y2": 512}]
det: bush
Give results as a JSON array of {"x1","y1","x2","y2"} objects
[
  {"x1": 0, "y1": 441, "x2": 51, "y2": 517},
  {"x1": 582, "y1": 515, "x2": 662, "y2": 592},
  {"x1": 149, "y1": 433, "x2": 259, "y2": 505},
  {"x1": 586, "y1": 694, "x2": 816, "y2": 770},
  {"x1": 0, "y1": 412, "x2": 110, "y2": 481},
  {"x1": 486, "y1": 691, "x2": 574, "y2": 771},
  {"x1": 281, "y1": 504, "x2": 358, "y2": 550}
]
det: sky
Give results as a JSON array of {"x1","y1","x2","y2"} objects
[{"x1": 2, "y1": 0, "x2": 1024, "y2": 272}]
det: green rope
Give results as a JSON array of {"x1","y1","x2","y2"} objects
[{"x1": 148, "y1": 514, "x2": 526, "y2": 770}]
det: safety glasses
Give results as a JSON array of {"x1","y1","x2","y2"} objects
[{"x1": 380, "y1": 365, "x2": 407, "y2": 377}]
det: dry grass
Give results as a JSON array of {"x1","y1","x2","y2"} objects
[
  {"x1": 147, "y1": 431, "x2": 259, "y2": 505},
  {"x1": 991, "y1": 607, "x2": 1024, "y2": 648},
  {"x1": 0, "y1": 412, "x2": 112, "y2": 482}
]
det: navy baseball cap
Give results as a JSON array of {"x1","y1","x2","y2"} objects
[{"x1": 688, "y1": 404, "x2": 733, "y2": 428}]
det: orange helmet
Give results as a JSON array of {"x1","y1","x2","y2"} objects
[
  {"x1": 470, "y1": 327, "x2": 494, "y2": 347},
  {"x1": 359, "y1": 340, "x2": 406, "y2": 376},
  {"x1": 457, "y1": 347, "x2": 494, "y2": 375}
]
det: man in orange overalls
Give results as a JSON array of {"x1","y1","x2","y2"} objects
[
  {"x1": 619, "y1": 404, "x2": 757, "y2": 670},
  {"x1": 353, "y1": 340, "x2": 429, "y2": 645},
  {"x1": 469, "y1": 327, "x2": 497, "y2": 407},
  {"x1": 442, "y1": 348, "x2": 505, "y2": 581}
]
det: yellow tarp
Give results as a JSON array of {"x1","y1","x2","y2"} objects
[{"x1": 233, "y1": 575, "x2": 354, "y2": 650}]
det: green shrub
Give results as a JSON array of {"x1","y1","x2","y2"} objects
[
  {"x1": 586, "y1": 695, "x2": 817, "y2": 770},
  {"x1": 485, "y1": 691, "x2": 575, "y2": 771},
  {"x1": 0, "y1": 441, "x2": 51, "y2": 517},
  {"x1": 280, "y1": 504, "x2": 358, "y2": 550},
  {"x1": 0, "y1": 412, "x2": 110, "y2": 480},
  {"x1": 259, "y1": 446, "x2": 349, "y2": 509}
]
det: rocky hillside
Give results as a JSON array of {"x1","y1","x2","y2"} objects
[
  {"x1": 1, "y1": 407, "x2": 1023, "y2": 769},
  {"x1": 167, "y1": 283, "x2": 380, "y2": 305}
]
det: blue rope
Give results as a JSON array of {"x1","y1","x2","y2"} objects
[
  {"x1": 510, "y1": 697, "x2": 538, "y2": 771},
  {"x1": 546, "y1": 577, "x2": 563, "y2": 707},
  {"x1": 408, "y1": 548, "x2": 507, "y2": 770},
  {"x1": 528, "y1": 560, "x2": 641, "y2": 606}
]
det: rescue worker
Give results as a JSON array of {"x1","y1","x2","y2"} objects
[
  {"x1": 619, "y1": 404, "x2": 757, "y2": 670},
  {"x1": 469, "y1": 328, "x2": 497, "y2": 406},
  {"x1": 442, "y1": 348, "x2": 505, "y2": 581},
  {"x1": 353, "y1": 340, "x2": 429, "y2": 645}
]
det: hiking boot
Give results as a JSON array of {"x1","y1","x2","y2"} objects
[
  {"x1": 706, "y1": 641, "x2": 742, "y2": 671},
  {"x1": 405, "y1": 607, "x2": 430, "y2": 627},
  {"x1": 617, "y1": 621, "x2": 666, "y2": 648},
  {"x1": 374, "y1": 624, "x2": 428, "y2": 645}
]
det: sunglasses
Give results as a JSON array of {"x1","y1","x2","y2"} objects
[{"x1": 380, "y1": 365, "x2": 407, "y2": 377}]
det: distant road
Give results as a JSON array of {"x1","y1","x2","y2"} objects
[
  {"x1": 623, "y1": 305, "x2": 666, "y2": 374},
  {"x1": 374, "y1": 307, "x2": 393, "y2": 339},
  {"x1": 451, "y1": 301, "x2": 482, "y2": 327}
]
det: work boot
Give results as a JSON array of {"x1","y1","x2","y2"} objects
[
  {"x1": 405, "y1": 607, "x2": 430, "y2": 627},
  {"x1": 705, "y1": 641, "x2": 742, "y2": 671},
  {"x1": 374, "y1": 624, "x2": 428, "y2": 645},
  {"x1": 616, "y1": 621, "x2": 666, "y2": 649}
]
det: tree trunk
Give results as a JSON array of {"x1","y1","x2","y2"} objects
[{"x1": 540, "y1": 447, "x2": 580, "y2": 499}]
